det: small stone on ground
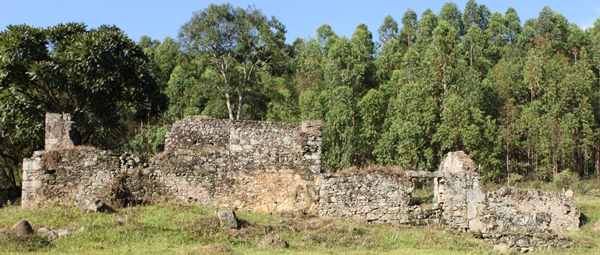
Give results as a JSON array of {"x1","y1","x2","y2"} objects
[
  {"x1": 258, "y1": 234, "x2": 289, "y2": 248},
  {"x1": 493, "y1": 243, "x2": 510, "y2": 254},
  {"x1": 565, "y1": 190, "x2": 574, "y2": 198},
  {"x1": 217, "y1": 210, "x2": 238, "y2": 229}
]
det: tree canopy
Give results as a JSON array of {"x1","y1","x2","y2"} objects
[
  {"x1": 0, "y1": 23, "x2": 166, "y2": 185},
  {"x1": 178, "y1": 3, "x2": 287, "y2": 120}
]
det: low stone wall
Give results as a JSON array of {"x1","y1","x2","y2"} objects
[
  {"x1": 472, "y1": 188, "x2": 580, "y2": 249},
  {"x1": 20, "y1": 114, "x2": 582, "y2": 251},
  {"x1": 318, "y1": 171, "x2": 413, "y2": 224}
]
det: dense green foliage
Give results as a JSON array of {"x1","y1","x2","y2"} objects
[
  {"x1": 0, "y1": 23, "x2": 166, "y2": 186},
  {"x1": 3, "y1": 1, "x2": 600, "y2": 185}
]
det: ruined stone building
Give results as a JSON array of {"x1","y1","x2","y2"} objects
[{"x1": 21, "y1": 113, "x2": 581, "y2": 250}]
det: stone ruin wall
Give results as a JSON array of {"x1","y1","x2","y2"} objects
[
  {"x1": 23, "y1": 114, "x2": 323, "y2": 213},
  {"x1": 20, "y1": 113, "x2": 581, "y2": 250}
]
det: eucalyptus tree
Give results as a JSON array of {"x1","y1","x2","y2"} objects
[
  {"x1": 439, "y1": 2, "x2": 464, "y2": 37},
  {"x1": 378, "y1": 15, "x2": 399, "y2": 44},
  {"x1": 416, "y1": 9, "x2": 438, "y2": 46},
  {"x1": 462, "y1": 0, "x2": 491, "y2": 31},
  {"x1": 504, "y1": 7, "x2": 522, "y2": 42},
  {"x1": 179, "y1": 3, "x2": 287, "y2": 120},
  {"x1": 399, "y1": 8, "x2": 419, "y2": 48}
]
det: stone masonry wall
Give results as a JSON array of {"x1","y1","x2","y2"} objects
[
  {"x1": 44, "y1": 113, "x2": 78, "y2": 151},
  {"x1": 22, "y1": 115, "x2": 323, "y2": 213},
  {"x1": 21, "y1": 114, "x2": 582, "y2": 250},
  {"x1": 317, "y1": 171, "x2": 413, "y2": 224}
]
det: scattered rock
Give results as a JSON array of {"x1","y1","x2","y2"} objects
[
  {"x1": 191, "y1": 244, "x2": 230, "y2": 253},
  {"x1": 258, "y1": 235, "x2": 289, "y2": 248},
  {"x1": 565, "y1": 190, "x2": 574, "y2": 198},
  {"x1": 86, "y1": 198, "x2": 112, "y2": 212},
  {"x1": 56, "y1": 229, "x2": 71, "y2": 237},
  {"x1": 515, "y1": 238, "x2": 530, "y2": 247},
  {"x1": 46, "y1": 229, "x2": 71, "y2": 241},
  {"x1": 116, "y1": 217, "x2": 126, "y2": 226},
  {"x1": 520, "y1": 247, "x2": 532, "y2": 253},
  {"x1": 217, "y1": 210, "x2": 238, "y2": 229},
  {"x1": 37, "y1": 227, "x2": 50, "y2": 235},
  {"x1": 45, "y1": 231, "x2": 57, "y2": 241},
  {"x1": 10, "y1": 220, "x2": 34, "y2": 237},
  {"x1": 493, "y1": 243, "x2": 510, "y2": 254}
]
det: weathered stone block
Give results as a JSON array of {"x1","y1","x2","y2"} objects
[{"x1": 217, "y1": 210, "x2": 238, "y2": 229}]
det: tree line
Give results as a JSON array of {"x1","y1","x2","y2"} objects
[{"x1": 2, "y1": 0, "x2": 600, "y2": 186}]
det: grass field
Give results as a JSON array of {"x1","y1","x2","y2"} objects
[{"x1": 2, "y1": 181, "x2": 600, "y2": 254}]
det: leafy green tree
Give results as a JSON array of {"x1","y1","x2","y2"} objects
[
  {"x1": 566, "y1": 23, "x2": 588, "y2": 62},
  {"x1": 504, "y1": 7, "x2": 522, "y2": 42},
  {"x1": 461, "y1": 24, "x2": 490, "y2": 74},
  {"x1": 399, "y1": 9, "x2": 419, "y2": 48},
  {"x1": 375, "y1": 80, "x2": 440, "y2": 170},
  {"x1": 378, "y1": 15, "x2": 399, "y2": 44},
  {"x1": 293, "y1": 38, "x2": 325, "y2": 92},
  {"x1": 147, "y1": 36, "x2": 181, "y2": 89},
  {"x1": 316, "y1": 23, "x2": 338, "y2": 53},
  {"x1": 164, "y1": 60, "x2": 209, "y2": 122},
  {"x1": 462, "y1": 0, "x2": 490, "y2": 31},
  {"x1": 0, "y1": 23, "x2": 165, "y2": 185},
  {"x1": 416, "y1": 9, "x2": 438, "y2": 46},
  {"x1": 179, "y1": 3, "x2": 286, "y2": 120},
  {"x1": 439, "y1": 2, "x2": 464, "y2": 37},
  {"x1": 357, "y1": 89, "x2": 385, "y2": 163},
  {"x1": 535, "y1": 6, "x2": 570, "y2": 53},
  {"x1": 322, "y1": 86, "x2": 358, "y2": 170},
  {"x1": 429, "y1": 20, "x2": 460, "y2": 94}
]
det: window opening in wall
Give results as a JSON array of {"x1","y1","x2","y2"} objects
[{"x1": 410, "y1": 178, "x2": 434, "y2": 206}]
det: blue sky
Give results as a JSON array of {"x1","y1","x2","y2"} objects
[{"x1": 1, "y1": 0, "x2": 599, "y2": 44}]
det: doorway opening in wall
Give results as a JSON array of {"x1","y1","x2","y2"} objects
[{"x1": 409, "y1": 178, "x2": 434, "y2": 206}]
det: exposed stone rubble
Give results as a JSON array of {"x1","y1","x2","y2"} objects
[
  {"x1": 37, "y1": 226, "x2": 84, "y2": 241},
  {"x1": 20, "y1": 113, "x2": 581, "y2": 250}
]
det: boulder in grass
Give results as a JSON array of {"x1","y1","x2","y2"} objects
[
  {"x1": 493, "y1": 243, "x2": 510, "y2": 254},
  {"x1": 565, "y1": 190, "x2": 574, "y2": 198},
  {"x1": 217, "y1": 210, "x2": 238, "y2": 229},
  {"x1": 258, "y1": 234, "x2": 289, "y2": 248},
  {"x1": 592, "y1": 221, "x2": 600, "y2": 232},
  {"x1": 10, "y1": 220, "x2": 34, "y2": 237}
]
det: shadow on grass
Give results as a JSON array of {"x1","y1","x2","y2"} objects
[{"x1": 581, "y1": 212, "x2": 590, "y2": 227}]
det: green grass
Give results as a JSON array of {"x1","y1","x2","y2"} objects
[{"x1": 2, "y1": 195, "x2": 600, "y2": 254}]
